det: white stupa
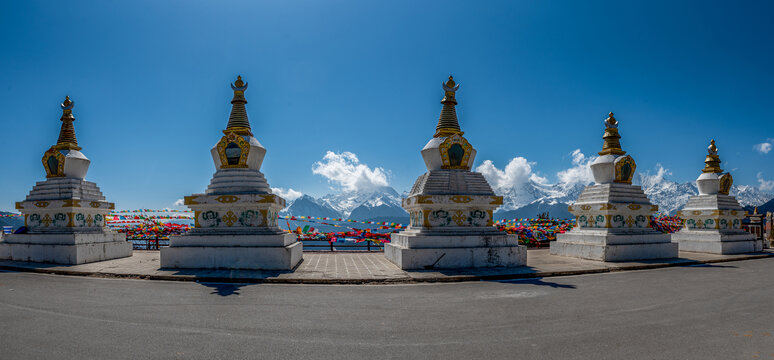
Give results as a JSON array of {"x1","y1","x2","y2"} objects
[
  {"x1": 384, "y1": 76, "x2": 526, "y2": 270},
  {"x1": 550, "y1": 112, "x2": 678, "y2": 261},
  {"x1": 0, "y1": 96, "x2": 132, "y2": 264},
  {"x1": 160, "y1": 76, "x2": 302, "y2": 270},
  {"x1": 671, "y1": 140, "x2": 762, "y2": 254}
]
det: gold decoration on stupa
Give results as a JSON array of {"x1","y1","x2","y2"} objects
[
  {"x1": 597, "y1": 112, "x2": 625, "y2": 156},
  {"x1": 434, "y1": 76, "x2": 464, "y2": 138},
  {"x1": 54, "y1": 96, "x2": 82, "y2": 151},
  {"x1": 702, "y1": 139, "x2": 723, "y2": 173},
  {"x1": 225, "y1": 75, "x2": 253, "y2": 136}
]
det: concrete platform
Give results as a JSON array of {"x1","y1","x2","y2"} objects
[
  {"x1": 0, "y1": 248, "x2": 770, "y2": 284},
  {"x1": 551, "y1": 230, "x2": 678, "y2": 261},
  {"x1": 385, "y1": 232, "x2": 526, "y2": 269},
  {"x1": 672, "y1": 231, "x2": 763, "y2": 254},
  {"x1": 160, "y1": 242, "x2": 302, "y2": 270},
  {"x1": 159, "y1": 233, "x2": 303, "y2": 270},
  {"x1": 0, "y1": 233, "x2": 132, "y2": 265}
]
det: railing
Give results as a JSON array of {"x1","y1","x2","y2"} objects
[
  {"x1": 302, "y1": 241, "x2": 384, "y2": 252},
  {"x1": 130, "y1": 238, "x2": 169, "y2": 250},
  {"x1": 129, "y1": 237, "x2": 384, "y2": 252}
]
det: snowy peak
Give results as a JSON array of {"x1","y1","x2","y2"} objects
[
  {"x1": 495, "y1": 179, "x2": 589, "y2": 212},
  {"x1": 634, "y1": 173, "x2": 698, "y2": 214},
  {"x1": 491, "y1": 171, "x2": 772, "y2": 217},
  {"x1": 731, "y1": 185, "x2": 774, "y2": 207},
  {"x1": 281, "y1": 186, "x2": 406, "y2": 220},
  {"x1": 319, "y1": 186, "x2": 402, "y2": 217},
  {"x1": 281, "y1": 194, "x2": 342, "y2": 218}
]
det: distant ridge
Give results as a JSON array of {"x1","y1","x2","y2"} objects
[{"x1": 0, "y1": 211, "x2": 23, "y2": 231}]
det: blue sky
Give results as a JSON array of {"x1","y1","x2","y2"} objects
[{"x1": 1, "y1": 0, "x2": 772, "y2": 211}]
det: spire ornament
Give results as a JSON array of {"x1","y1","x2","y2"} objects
[
  {"x1": 54, "y1": 96, "x2": 81, "y2": 151},
  {"x1": 225, "y1": 75, "x2": 252, "y2": 136},
  {"x1": 434, "y1": 76, "x2": 463, "y2": 138},
  {"x1": 597, "y1": 112, "x2": 625, "y2": 156},
  {"x1": 702, "y1": 139, "x2": 723, "y2": 173}
]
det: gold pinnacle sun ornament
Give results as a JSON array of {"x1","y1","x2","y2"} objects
[
  {"x1": 54, "y1": 96, "x2": 82, "y2": 151},
  {"x1": 702, "y1": 139, "x2": 723, "y2": 173},
  {"x1": 597, "y1": 112, "x2": 626, "y2": 156},
  {"x1": 434, "y1": 75, "x2": 464, "y2": 138},
  {"x1": 224, "y1": 75, "x2": 253, "y2": 136}
]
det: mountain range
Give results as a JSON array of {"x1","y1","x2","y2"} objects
[
  {"x1": 0, "y1": 211, "x2": 24, "y2": 231},
  {"x1": 281, "y1": 186, "x2": 410, "y2": 223},
  {"x1": 492, "y1": 172, "x2": 773, "y2": 219},
  {"x1": 281, "y1": 173, "x2": 773, "y2": 222}
]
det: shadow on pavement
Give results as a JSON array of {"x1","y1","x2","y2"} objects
[
  {"x1": 493, "y1": 277, "x2": 577, "y2": 289},
  {"x1": 197, "y1": 282, "x2": 257, "y2": 296},
  {"x1": 686, "y1": 263, "x2": 738, "y2": 268}
]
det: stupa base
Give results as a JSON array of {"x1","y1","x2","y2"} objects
[
  {"x1": 551, "y1": 230, "x2": 677, "y2": 261},
  {"x1": 160, "y1": 233, "x2": 302, "y2": 270},
  {"x1": 385, "y1": 231, "x2": 526, "y2": 270},
  {"x1": 0, "y1": 233, "x2": 132, "y2": 265},
  {"x1": 672, "y1": 230, "x2": 762, "y2": 254}
]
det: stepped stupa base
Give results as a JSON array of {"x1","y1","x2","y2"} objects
[
  {"x1": 385, "y1": 230, "x2": 526, "y2": 270},
  {"x1": 672, "y1": 230, "x2": 762, "y2": 254},
  {"x1": 550, "y1": 230, "x2": 677, "y2": 261},
  {"x1": 0, "y1": 232, "x2": 131, "y2": 264},
  {"x1": 160, "y1": 233, "x2": 302, "y2": 270}
]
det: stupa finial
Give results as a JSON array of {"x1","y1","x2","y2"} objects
[
  {"x1": 434, "y1": 75, "x2": 463, "y2": 138},
  {"x1": 61, "y1": 96, "x2": 74, "y2": 111},
  {"x1": 597, "y1": 111, "x2": 625, "y2": 156},
  {"x1": 708, "y1": 139, "x2": 718, "y2": 155},
  {"x1": 232, "y1": 75, "x2": 247, "y2": 91},
  {"x1": 441, "y1": 75, "x2": 459, "y2": 105},
  {"x1": 702, "y1": 139, "x2": 723, "y2": 173},
  {"x1": 225, "y1": 75, "x2": 252, "y2": 136},
  {"x1": 55, "y1": 95, "x2": 81, "y2": 150}
]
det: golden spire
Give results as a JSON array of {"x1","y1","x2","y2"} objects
[
  {"x1": 54, "y1": 96, "x2": 82, "y2": 151},
  {"x1": 597, "y1": 112, "x2": 625, "y2": 156},
  {"x1": 225, "y1": 75, "x2": 253, "y2": 136},
  {"x1": 434, "y1": 75, "x2": 464, "y2": 138},
  {"x1": 702, "y1": 139, "x2": 723, "y2": 173}
]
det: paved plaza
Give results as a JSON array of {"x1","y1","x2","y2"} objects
[
  {"x1": 1, "y1": 257, "x2": 773, "y2": 359},
  {"x1": 0, "y1": 249, "x2": 771, "y2": 283}
]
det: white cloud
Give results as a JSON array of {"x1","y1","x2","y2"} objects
[
  {"x1": 272, "y1": 187, "x2": 303, "y2": 201},
  {"x1": 312, "y1": 151, "x2": 389, "y2": 193},
  {"x1": 754, "y1": 140, "x2": 773, "y2": 154},
  {"x1": 476, "y1": 157, "x2": 547, "y2": 191},
  {"x1": 556, "y1": 149, "x2": 596, "y2": 187},
  {"x1": 173, "y1": 198, "x2": 185, "y2": 206},
  {"x1": 639, "y1": 164, "x2": 672, "y2": 189},
  {"x1": 757, "y1": 172, "x2": 774, "y2": 192}
]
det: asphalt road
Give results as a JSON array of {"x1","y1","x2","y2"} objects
[{"x1": 1, "y1": 258, "x2": 773, "y2": 360}]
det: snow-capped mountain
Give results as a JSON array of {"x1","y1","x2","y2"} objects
[
  {"x1": 349, "y1": 203, "x2": 408, "y2": 222},
  {"x1": 495, "y1": 179, "x2": 587, "y2": 212},
  {"x1": 491, "y1": 174, "x2": 773, "y2": 218},
  {"x1": 280, "y1": 186, "x2": 408, "y2": 221},
  {"x1": 281, "y1": 195, "x2": 342, "y2": 218},
  {"x1": 281, "y1": 173, "x2": 772, "y2": 220},
  {"x1": 634, "y1": 173, "x2": 698, "y2": 214},
  {"x1": 319, "y1": 186, "x2": 404, "y2": 218},
  {"x1": 731, "y1": 185, "x2": 774, "y2": 208}
]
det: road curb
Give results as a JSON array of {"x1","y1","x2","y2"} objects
[{"x1": 0, "y1": 253, "x2": 771, "y2": 285}]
